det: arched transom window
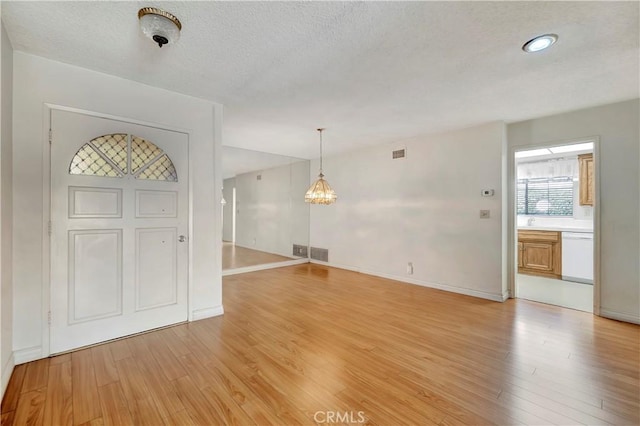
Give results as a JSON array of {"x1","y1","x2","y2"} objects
[{"x1": 69, "y1": 133, "x2": 178, "y2": 182}]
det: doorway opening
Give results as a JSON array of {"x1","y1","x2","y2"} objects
[{"x1": 513, "y1": 140, "x2": 596, "y2": 312}]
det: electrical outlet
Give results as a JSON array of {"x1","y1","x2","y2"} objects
[
  {"x1": 480, "y1": 210, "x2": 490, "y2": 219},
  {"x1": 407, "y1": 262, "x2": 414, "y2": 275}
]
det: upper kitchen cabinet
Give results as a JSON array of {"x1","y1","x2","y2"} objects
[{"x1": 578, "y1": 153, "x2": 594, "y2": 206}]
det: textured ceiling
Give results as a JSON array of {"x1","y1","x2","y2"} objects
[{"x1": 2, "y1": 1, "x2": 639, "y2": 159}]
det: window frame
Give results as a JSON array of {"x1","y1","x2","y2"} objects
[{"x1": 516, "y1": 175, "x2": 574, "y2": 217}]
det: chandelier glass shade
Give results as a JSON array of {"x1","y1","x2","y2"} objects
[
  {"x1": 138, "y1": 7, "x2": 182, "y2": 48},
  {"x1": 305, "y1": 173, "x2": 337, "y2": 204},
  {"x1": 305, "y1": 129, "x2": 337, "y2": 205}
]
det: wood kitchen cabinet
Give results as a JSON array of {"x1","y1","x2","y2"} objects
[
  {"x1": 518, "y1": 230, "x2": 562, "y2": 279},
  {"x1": 579, "y1": 153, "x2": 594, "y2": 206}
]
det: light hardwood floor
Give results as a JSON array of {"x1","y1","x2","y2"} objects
[
  {"x1": 2, "y1": 264, "x2": 639, "y2": 425},
  {"x1": 222, "y1": 241, "x2": 294, "y2": 270}
]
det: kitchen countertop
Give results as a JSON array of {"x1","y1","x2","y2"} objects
[{"x1": 518, "y1": 226, "x2": 593, "y2": 233}]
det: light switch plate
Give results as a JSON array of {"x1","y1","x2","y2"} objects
[{"x1": 480, "y1": 209, "x2": 490, "y2": 219}]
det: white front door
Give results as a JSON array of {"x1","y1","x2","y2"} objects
[{"x1": 50, "y1": 109, "x2": 189, "y2": 354}]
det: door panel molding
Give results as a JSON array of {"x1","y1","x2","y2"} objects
[
  {"x1": 68, "y1": 229, "x2": 123, "y2": 323},
  {"x1": 135, "y1": 227, "x2": 178, "y2": 312},
  {"x1": 135, "y1": 190, "x2": 178, "y2": 218},
  {"x1": 68, "y1": 186, "x2": 122, "y2": 218}
]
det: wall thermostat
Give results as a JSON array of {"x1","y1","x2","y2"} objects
[{"x1": 481, "y1": 189, "x2": 495, "y2": 197}]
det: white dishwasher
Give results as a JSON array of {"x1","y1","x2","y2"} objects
[{"x1": 562, "y1": 232, "x2": 594, "y2": 284}]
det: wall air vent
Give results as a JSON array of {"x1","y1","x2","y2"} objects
[
  {"x1": 293, "y1": 244, "x2": 308, "y2": 257},
  {"x1": 392, "y1": 148, "x2": 406, "y2": 159},
  {"x1": 310, "y1": 247, "x2": 329, "y2": 262},
  {"x1": 256, "y1": 174, "x2": 262, "y2": 180}
]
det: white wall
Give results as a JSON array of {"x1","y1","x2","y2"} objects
[
  {"x1": 309, "y1": 122, "x2": 507, "y2": 301},
  {"x1": 0, "y1": 14, "x2": 14, "y2": 397},
  {"x1": 12, "y1": 52, "x2": 223, "y2": 363},
  {"x1": 222, "y1": 177, "x2": 235, "y2": 242},
  {"x1": 508, "y1": 99, "x2": 640, "y2": 324},
  {"x1": 235, "y1": 161, "x2": 310, "y2": 257}
]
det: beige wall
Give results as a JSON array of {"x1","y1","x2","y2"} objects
[
  {"x1": 0, "y1": 14, "x2": 14, "y2": 397},
  {"x1": 508, "y1": 99, "x2": 640, "y2": 323},
  {"x1": 309, "y1": 122, "x2": 508, "y2": 301}
]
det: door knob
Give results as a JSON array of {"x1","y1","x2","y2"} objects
[{"x1": 178, "y1": 235, "x2": 186, "y2": 242}]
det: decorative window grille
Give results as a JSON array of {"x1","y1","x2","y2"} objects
[{"x1": 69, "y1": 134, "x2": 177, "y2": 182}]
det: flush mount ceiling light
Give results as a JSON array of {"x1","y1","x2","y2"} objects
[
  {"x1": 305, "y1": 128, "x2": 337, "y2": 205},
  {"x1": 138, "y1": 7, "x2": 182, "y2": 48},
  {"x1": 515, "y1": 142, "x2": 594, "y2": 159},
  {"x1": 522, "y1": 34, "x2": 558, "y2": 53},
  {"x1": 515, "y1": 148, "x2": 554, "y2": 159},
  {"x1": 548, "y1": 142, "x2": 594, "y2": 154}
]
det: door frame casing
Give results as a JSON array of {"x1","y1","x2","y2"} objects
[
  {"x1": 41, "y1": 104, "x2": 193, "y2": 357},
  {"x1": 507, "y1": 136, "x2": 601, "y2": 315}
]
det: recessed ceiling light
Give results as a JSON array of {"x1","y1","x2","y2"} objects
[{"x1": 522, "y1": 34, "x2": 558, "y2": 53}]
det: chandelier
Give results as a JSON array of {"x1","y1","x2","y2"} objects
[{"x1": 305, "y1": 128, "x2": 337, "y2": 205}]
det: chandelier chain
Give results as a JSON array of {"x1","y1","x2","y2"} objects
[{"x1": 318, "y1": 128, "x2": 324, "y2": 175}]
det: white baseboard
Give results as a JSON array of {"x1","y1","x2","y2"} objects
[
  {"x1": 600, "y1": 309, "x2": 640, "y2": 325},
  {"x1": 309, "y1": 259, "x2": 361, "y2": 273},
  {"x1": 14, "y1": 346, "x2": 43, "y2": 365},
  {"x1": 191, "y1": 305, "x2": 224, "y2": 321},
  {"x1": 310, "y1": 260, "x2": 505, "y2": 302},
  {"x1": 222, "y1": 258, "x2": 309, "y2": 276},
  {"x1": 1, "y1": 352, "x2": 15, "y2": 399},
  {"x1": 232, "y1": 244, "x2": 297, "y2": 260}
]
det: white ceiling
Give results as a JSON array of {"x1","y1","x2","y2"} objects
[{"x1": 3, "y1": 1, "x2": 638, "y2": 159}]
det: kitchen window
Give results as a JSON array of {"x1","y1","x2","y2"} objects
[{"x1": 517, "y1": 176, "x2": 574, "y2": 216}]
